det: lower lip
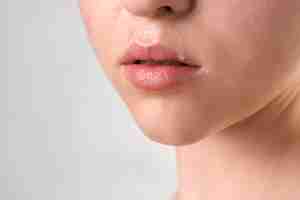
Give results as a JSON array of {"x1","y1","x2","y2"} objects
[{"x1": 122, "y1": 64, "x2": 201, "y2": 91}]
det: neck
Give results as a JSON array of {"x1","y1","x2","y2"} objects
[{"x1": 175, "y1": 82, "x2": 300, "y2": 200}]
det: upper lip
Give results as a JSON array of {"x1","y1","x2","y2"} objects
[{"x1": 119, "y1": 43, "x2": 200, "y2": 67}]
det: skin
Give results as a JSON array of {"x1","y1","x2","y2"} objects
[{"x1": 80, "y1": 0, "x2": 300, "y2": 199}]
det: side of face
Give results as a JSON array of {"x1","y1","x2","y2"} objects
[{"x1": 80, "y1": 0, "x2": 300, "y2": 146}]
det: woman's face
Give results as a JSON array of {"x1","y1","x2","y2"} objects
[{"x1": 80, "y1": 0, "x2": 300, "y2": 146}]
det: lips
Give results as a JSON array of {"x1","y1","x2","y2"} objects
[
  {"x1": 133, "y1": 59, "x2": 188, "y2": 66},
  {"x1": 119, "y1": 43, "x2": 200, "y2": 68},
  {"x1": 119, "y1": 43, "x2": 202, "y2": 91}
]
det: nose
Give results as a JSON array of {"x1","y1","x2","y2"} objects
[{"x1": 121, "y1": 0, "x2": 194, "y2": 18}]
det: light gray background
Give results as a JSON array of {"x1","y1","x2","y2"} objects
[{"x1": 4, "y1": 1, "x2": 177, "y2": 200}]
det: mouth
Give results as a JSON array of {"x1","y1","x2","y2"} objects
[
  {"x1": 119, "y1": 43, "x2": 201, "y2": 68},
  {"x1": 119, "y1": 43, "x2": 203, "y2": 91},
  {"x1": 132, "y1": 59, "x2": 193, "y2": 67}
]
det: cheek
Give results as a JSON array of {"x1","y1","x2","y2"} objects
[
  {"x1": 80, "y1": 0, "x2": 125, "y2": 81},
  {"x1": 202, "y1": 0, "x2": 300, "y2": 86},
  {"x1": 80, "y1": 1, "x2": 99, "y2": 41},
  {"x1": 80, "y1": 0, "x2": 119, "y2": 52},
  {"x1": 205, "y1": 0, "x2": 300, "y2": 37}
]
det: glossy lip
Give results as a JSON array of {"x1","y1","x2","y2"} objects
[
  {"x1": 122, "y1": 63, "x2": 200, "y2": 91},
  {"x1": 119, "y1": 42, "x2": 201, "y2": 68},
  {"x1": 119, "y1": 42, "x2": 204, "y2": 92}
]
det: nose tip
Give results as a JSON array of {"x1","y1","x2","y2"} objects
[{"x1": 121, "y1": 0, "x2": 193, "y2": 18}]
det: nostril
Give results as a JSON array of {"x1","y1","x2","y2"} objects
[
  {"x1": 121, "y1": 0, "x2": 193, "y2": 18},
  {"x1": 161, "y1": 6, "x2": 173, "y2": 12},
  {"x1": 158, "y1": 5, "x2": 174, "y2": 16}
]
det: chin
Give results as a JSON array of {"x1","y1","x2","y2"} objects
[
  {"x1": 131, "y1": 114, "x2": 213, "y2": 146},
  {"x1": 122, "y1": 95, "x2": 226, "y2": 147},
  {"x1": 145, "y1": 132, "x2": 207, "y2": 146}
]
